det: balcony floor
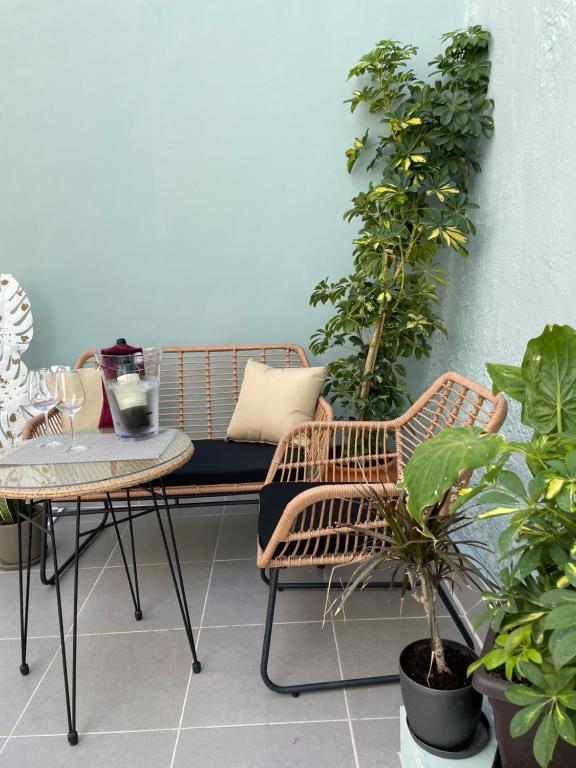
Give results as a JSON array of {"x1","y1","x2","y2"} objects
[{"x1": 0, "y1": 500, "x2": 464, "y2": 767}]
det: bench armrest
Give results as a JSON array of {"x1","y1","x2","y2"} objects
[{"x1": 22, "y1": 407, "x2": 63, "y2": 441}]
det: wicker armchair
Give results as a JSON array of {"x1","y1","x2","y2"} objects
[{"x1": 256, "y1": 371, "x2": 508, "y2": 696}]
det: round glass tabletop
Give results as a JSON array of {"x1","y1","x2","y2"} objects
[{"x1": 0, "y1": 431, "x2": 193, "y2": 499}]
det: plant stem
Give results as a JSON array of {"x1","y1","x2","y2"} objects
[
  {"x1": 424, "y1": 576, "x2": 449, "y2": 678},
  {"x1": 409, "y1": 567, "x2": 450, "y2": 680},
  {"x1": 359, "y1": 306, "x2": 386, "y2": 417},
  {"x1": 358, "y1": 248, "x2": 390, "y2": 417}
]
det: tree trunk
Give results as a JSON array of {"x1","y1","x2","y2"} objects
[
  {"x1": 358, "y1": 305, "x2": 386, "y2": 418},
  {"x1": 409, "y1": 568, "x2": 450, "y2": 679},
  {"x1": 423, "y1": 577, "x2": 449, "y2": 677}
]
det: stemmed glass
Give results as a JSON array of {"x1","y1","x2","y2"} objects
[
  {"x1": 28, "y1": 369, "x2": 62, "y2": 448},
  {"x1": 53, "y1": 369, "x2": 87, "y2": 452}
]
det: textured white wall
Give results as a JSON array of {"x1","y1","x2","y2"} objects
[
  {"x1": 415, "y1": 0, "x2": 576, "y2": 573},
  {"x1": 421, "y1": 0, "x2": 576, "y2": 420}
]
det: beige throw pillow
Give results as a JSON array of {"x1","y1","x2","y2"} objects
[
  {"x1": 60, "y1": 368, "x2": 104, "y2": 432},
  {"x1": 226, "y1": 359, "x2": 327, "y2": 444}
]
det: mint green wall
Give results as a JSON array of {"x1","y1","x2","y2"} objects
[{"x1": 1, "y1": 0, "x2": 460, "y2": 368}]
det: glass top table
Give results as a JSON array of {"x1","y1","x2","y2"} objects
[
  {"x1": 6, "y1": 429, "x2": 200, "y2": 746},
  {"x1": 0, "y1": 430, "x2": 193, "y2": 499}
]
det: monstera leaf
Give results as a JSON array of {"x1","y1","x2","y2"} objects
[
  {"x1": 403, "y1": 426, "x2": 504, "y2": 523},
  {"x1": 0, "y1": 274, "x2": 34, "y2": 446},
  {"x1": 487, "y1": 362, "x2": 525, "y2": 403},
  {"x1": 0, "y1": 274, "x2": 33, "y2": 355},
  {"x1": 521, "y1": 325, "x2": 576, "y2": 434}
]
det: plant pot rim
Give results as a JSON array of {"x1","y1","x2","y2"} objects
[
  {"x1": 400, "y1": 638, "x2": 479, "y2": 693},
  {"x1": 472, "y1": 628, "x2": 511, "y2": 702}
]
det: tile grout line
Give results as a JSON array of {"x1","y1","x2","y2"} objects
[
  {"x1": 330, "y1": 618, "x2": 360, "y2": 768},
  {"x1": 0, "y1": 614, "x2": 458, "y2": 644},
  {"x1": 169, "y1": 503, "x2": 226, "y2": 768},
  {"x1": 0, "y1": 714, "x2": 402, "y2": 741},
  {"x1": 0, "y1": 523, "x2": 126, "y2": 755},
  {"x1": 22, "y1": 555, "x2": 256, "y2": 575},
  {"x1": 0, "y1": 714, "x2": 403, "y2": 740}
]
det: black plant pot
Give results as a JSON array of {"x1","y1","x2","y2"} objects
[
  {"x1": 473, "y1": 631, "x2": 576, "y2": 768},
  {"x1": 400, "y1": 638, "x2": 483, "y2": 754}
]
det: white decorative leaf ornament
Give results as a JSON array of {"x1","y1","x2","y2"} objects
[
  {"x1": 0, "y1": 275, "x2": 34, "y2": 447},
  {"x1": 0, "y1": 274, "x2": 33, "y2": 355}
]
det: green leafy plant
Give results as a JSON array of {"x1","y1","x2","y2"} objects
[
  {"x1": 395, "y1": 324, "x2": 576, "y2": 766},
  {"x1": 310, "y1": 26, "x2": 493, "y2": 419}
]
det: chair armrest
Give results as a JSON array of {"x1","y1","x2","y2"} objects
[
  {"x1": 314, "y1": 396, "x2": 333, "y2": 422},
  {"x1": 265, "y1": 420, "x2": 398, "y2": 484},
  {"x1": 257, "y1": 482, "x2": 398, "y2": 568},
  {"x1": 22, "y1": 407, "x2": 63, "y2": 440}
]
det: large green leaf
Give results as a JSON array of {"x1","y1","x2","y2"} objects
[
  {"x1": 533, "y1": 710, "x2": 558, "y2": 768},
  {"x1": 543, "y1": 604, "x2": 576, "y2": 630},
  {"x1": 550, "y1": 627, "x2": 576, "y2": 668},
  {"x1": 522, "y1": 325, "x2": 576, "y2": 434},
  {"x1": 510, "y1": 701, "x2": 548, "y2": 737},
  {"x1": 403, "y1": 427, "x2": 504, "y2": 522},
  {"x1": 487, "y1": 363, "x2": 526, "y2": 403}
]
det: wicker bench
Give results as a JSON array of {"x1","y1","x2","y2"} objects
[
  {"x1": 23, "y1": 343, "x2": 333, "y2": 500},
  {"x1": 22, "y1": 344, "x2": 332, "y2": 584}
]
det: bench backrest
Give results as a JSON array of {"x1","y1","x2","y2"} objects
[{"x1": 76, "y1": 344, "x2": 309, "y2": 439}]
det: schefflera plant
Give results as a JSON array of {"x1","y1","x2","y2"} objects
[
  {"x1": 310, "y1": 26, "x2": 493, "y2": 420},
  {"x1": 400, "y1": 324, "x2": 576, "y2": 768}
]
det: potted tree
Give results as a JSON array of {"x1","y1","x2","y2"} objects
[
  {"x1": 332, "y1": 428, "x2": 502, "y2": 755},
  {"x1": 310, "y1": 26, "x2": 493, "y2": 420},
  {"x1": 400, "y1": 324, "x2": 576, "y2": 767},
  {"x1": 0, "y1": 498, "x2": 41, "y2": 569}
]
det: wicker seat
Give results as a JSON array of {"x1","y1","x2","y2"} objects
[{"x1": 257, "y1": 371, "x2": 508, "y2": 696}]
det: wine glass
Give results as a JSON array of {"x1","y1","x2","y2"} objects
[
  {"x1": 28, "y1": 369, "x2": 62, "y2": 448},
  {"x1": 53, "y1": 369, "x2": 87, "y2": 452}
]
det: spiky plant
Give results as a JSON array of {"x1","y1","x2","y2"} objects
[
  {"x1": 0, "y1": 498, "x2": 24, "y2": 525},
  {"x1": 329, "y1": 486, "x2": 490, "y2": 679}
]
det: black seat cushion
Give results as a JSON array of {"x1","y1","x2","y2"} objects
[
  {"x1": 258, "y1": 482, "x2": 323, "y2": 550},
  {"x1": 164, "y1": 439, "x2": 277, "y2": 486}
]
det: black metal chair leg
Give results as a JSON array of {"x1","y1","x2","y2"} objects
[
  {"x1": 151, "y1": 483, "x2": 201, "y2": 673},
  {"x1": 18, "y1": 502, "x2": 34, "y2": 676},
  {"x1": 40, "y1": 508, "x2": 110, "y2": 586},
  {"x1": 47, "y1": 500, "x2": 78, "y2": 746},
  {"x1": 106, "y1": 493, "x2": 142, "y2": 621},
  {"x1": 260, "y1": 568, "x2": 400, "y2": 696}
]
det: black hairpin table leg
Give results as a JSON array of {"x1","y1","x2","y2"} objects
[
  {"x1": 151, "y1": 482, "x2": 201, "y2": 673},
  {"x1": 106, "y1": 491, "x2": 143, "y2": 621},
  {"x1": 46, "y1": 498, "x2": 80, "y2": 745},
  {"x1": 39, "y1": 506, "x2": 110, "y2": 586},
  {"x1": 17, "y1": 502, "x2": 34, "y2": 677}
]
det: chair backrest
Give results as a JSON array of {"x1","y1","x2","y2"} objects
[
  {"x1": 76, "y1": 344, "x2": 309, "y2": 439},
  {"x1": 395, "y1": 371, "x2": 507, "y2": 476}
]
